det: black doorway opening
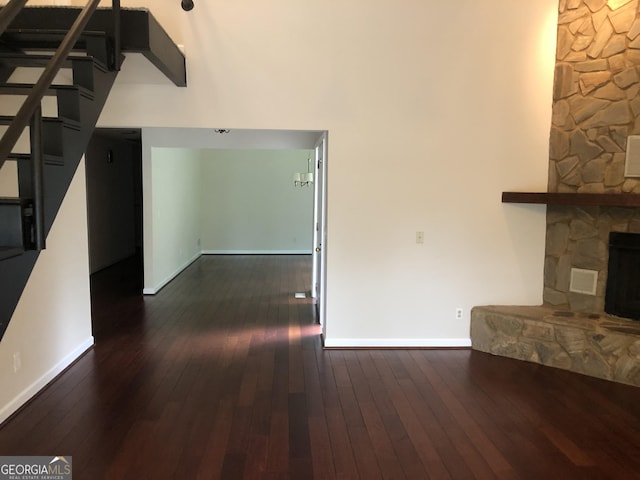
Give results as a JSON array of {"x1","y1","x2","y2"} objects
[{"x1": 605, "y1": 232, "x2": 640, "y2": 321}]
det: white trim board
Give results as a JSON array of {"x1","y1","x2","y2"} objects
[
  {"x1": 143, "y1": 252, "x2": 201, "y2": 295},
  {"x1": 0, "y1": 336, "x2": 94, "y2": 425},
  {"x1": 323, "y1": 338, "x2": 472, "y2": 348},
  {"x1": 202, "y1": 250, "x2": 312, "y2": 255}
]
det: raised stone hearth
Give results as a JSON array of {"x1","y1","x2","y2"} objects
[{"x1": 471, "y1": 305, "x2": 640, "y2": 386}]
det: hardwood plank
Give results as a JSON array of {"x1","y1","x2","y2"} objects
[
  {"x1": 325, "y1": 403, "x2": 360, "y2": 479},
  {"x1": 196, "y1": 397, "x2": 235, "y2": 479},
  {"x1": 358, "y1": 401, "x2": 408, "y2": 480},
  {"x1": 438, "y1": 350, "x2": 579, "y2": 479},
  {"x1": 308, "y1": 416, "x2": 338, "y2": 480},
  {"x1": 387, "y1": 384, "x2": 451, "y2": 480},
  {"x1": 266, "y1": 411, "x2": 289, "y2": 476},
  {"x1": 220, "y1": 453, "x2": 246, "y2": 480},
  {"x1": 367, "y1": 376, "x2": 430, "y2": 479},
  {"x1": 409, "y1": 350, "x2": 518, "y2": 479}
]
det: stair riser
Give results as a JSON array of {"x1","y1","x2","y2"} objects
[
  {"x1": 0, "y1": 119, "x2": 79, "y2": 165},
  {"x1": 0, "y1": 95, "x2": 58, "y2": 118},
  {"x1": 0, "y1": 201, "x2": 33, "y2": 248},
  {"x1": 0, "y1": 86, "x2": 92, "y2": 124},
  {"x1": 0, "y1": 56, "x2": 101, "y2": 92}
]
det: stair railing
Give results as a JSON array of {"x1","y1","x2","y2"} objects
[
  {"x1": 0, "y1": 0, "x2": 28, "y2": 36},
  {"x1": 29, "y1": 105, "x2": 44, "y2": 250},
  {"x1": 113, "y1": 0, "x2": 121, "y2": 70}
]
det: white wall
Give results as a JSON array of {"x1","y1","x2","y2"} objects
[
  {"x1": 143, "y1": 147, "x2": 202, "y2": 293},
  {"x1": 200, "y1": 149, "x2": 314, "y2": 254},
  {"x1": 0, "y1": 160, "x2": 93, "y2": 424},
  {"x1": 0, "y1": 0, "x2": 558, "y2": 428},
  {"x1": 97, "y1": 0, "x2": 558, "y2": 346}
]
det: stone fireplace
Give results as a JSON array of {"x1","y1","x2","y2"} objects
[
  {"x1": 544, "y1": 205, "x2": 640, "y2": 313},
  {"x1": 545, "y1": 0, "x2": 640, "y2": 310},
  {"x1": 471, "y1": 0, "x2": 640, "y2": 387}
]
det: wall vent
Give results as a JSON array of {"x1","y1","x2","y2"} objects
[
  {"x1": 569, "y1": 268, "x2": 598, "y2": 296},
  {"x1": 624, "y1": 135, "x2": 640, "y2": 177}
]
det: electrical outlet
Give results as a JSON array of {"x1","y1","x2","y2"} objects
[
  {"x1": 455, "y1": 308, "x2": 463, "y2": 320},
  {"x1": 416, "y1": 231, "x2": 424, "y2": 244},
  {"x1": 13, "y1": 352, "x2": 21, "y2": 373}
]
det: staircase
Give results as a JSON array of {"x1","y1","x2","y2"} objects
[{"x1": 0, "y1": 3, "x2": 186, "y2": 341}]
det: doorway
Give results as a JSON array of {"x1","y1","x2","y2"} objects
[
  {"x1": 84, "y1": 128, "x2": 143, "y2": 338},
  {"x1": 312, "y1": 133, "x2": 327, "y2": 329}
]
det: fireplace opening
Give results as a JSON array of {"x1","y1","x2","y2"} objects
[{"x1": 605, "y1": 232, "x2": 640, "y2": 321}]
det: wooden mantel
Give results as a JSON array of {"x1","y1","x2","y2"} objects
[{"x1": 502, "y1": 192, "x2": 640, "y2": 208}]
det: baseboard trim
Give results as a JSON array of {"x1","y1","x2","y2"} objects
[
  {"x1": 0, "y1": 336, "x2": 94, "y2": 425},
  {"x1": 143, "y1": 252, "x2": 201, "y2": 295},
  {"x1": 202, "y1": 250, "x2": 312, "y2": 255},
  {"x1": 322, "y1": 338, "x2": 472, "y2": 348}
]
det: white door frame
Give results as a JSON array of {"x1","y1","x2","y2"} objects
[{"x1": 311, "y1": 132, "x2": 328, "y2": 331}]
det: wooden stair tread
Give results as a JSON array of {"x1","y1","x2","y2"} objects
[
  {"x1": 0, "y1": 246, "x2": 24, "y2": 260},
  {"x1": 5, "y1": 152, "x2": 64, "y2": 166},
  {"x1": 0, "y1": 82, "x2": 93, "y2": 100},
  {"x1": 0, "y1": 52, "x2": 106, "y2": 71},
  {"x1": 0, "y1": 114, "x2": 80, "y2": 130},
  {"x1": 0, "y1": 197, "x2": 25, "y2": 205},
  {"x1": 2, "y1": 28, "x2": 107, "y2": 38}
]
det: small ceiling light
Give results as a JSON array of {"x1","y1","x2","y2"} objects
[{"x1": 181, "y1": 0, "x2": 194, "y2": 11}]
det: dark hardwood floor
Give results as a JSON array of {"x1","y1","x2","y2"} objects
[{"x1": 1, "y1": 254, "x2": 640, "y2": 479}]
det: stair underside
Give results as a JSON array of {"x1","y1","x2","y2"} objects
[
  {"x1": 0, "y1": 246, "x2": 24, "y2": 260},
  {"x1": 5, "y1": 7, "x2": 186, "y2": 87},
  {"x1": 0, "y1": 5, "x2": 185, "y2": 341},
  {"x1": 0, "y1": 47, "x2": 122, "y2": 341}
]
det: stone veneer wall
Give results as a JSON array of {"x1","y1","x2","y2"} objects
[{"x1": 544, "y1": 0, "x2": 640, "y2": 312}]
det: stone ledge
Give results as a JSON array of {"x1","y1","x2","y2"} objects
[{"x1": 471, "y1": 305, "x2": 640, "y2": 387}]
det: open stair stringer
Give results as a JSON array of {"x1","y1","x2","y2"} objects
[
  {"x1": 0, "y1": 59, "x2": 121, "y2": 341},
  {"x1": 0, "y1": 5, "x2": 186, "y2": 342}
]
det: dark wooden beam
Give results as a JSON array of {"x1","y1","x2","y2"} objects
[{"x1": 502, "y1": 191, "x2": 640, "y2": 208}]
